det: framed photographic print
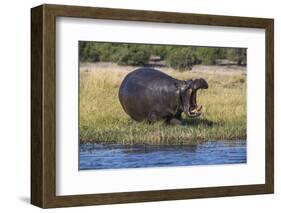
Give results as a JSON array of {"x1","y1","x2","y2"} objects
[{"x1": 31, "y1": 4, "x2": 274, "y2": 208}]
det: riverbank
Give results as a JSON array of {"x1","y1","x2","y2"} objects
[{"x1": 79, "y1": 63, "x2": 246, "y2": 145}]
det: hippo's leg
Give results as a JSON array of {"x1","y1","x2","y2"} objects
[
  {"x1": 168, "y1": 118, "x2": 183, "y2": 125},
  {"x1": 174, "y1": 111, "x2": 182, "y2": 120},
  {"x1": 147, "y1": 112, "x2": 158, "y2": 124},
  {"x1": 165, "y1": 111, "x2": 183, "y2": 125}
]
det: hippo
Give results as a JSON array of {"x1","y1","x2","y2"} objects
[{"x1": 118, "y1": 68, "x2": 208, "y2": 125}]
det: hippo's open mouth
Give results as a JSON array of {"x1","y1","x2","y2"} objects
[
  {"x1": 187, "y1": 79, "x2": 208, "y2": 117},
  {"x1": 187, "y1": 89, "x2": 202, "y2": 117}
]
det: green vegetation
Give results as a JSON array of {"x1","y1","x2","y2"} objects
[
  {"x1": 79, "y1": 42, "x2": 246, "y2": 70},
  {"x1": 117, "y1": 45, "x2": 150, "y2": 66},
  {"x1": 79, "y1": 43, "x2": 150, "y2": 66},
  {"x1": 79, "y1": 65, "x2": 246, "y2": 145},
  {"x1": 166, "y1": 48, "x2": 198, "y2": 71}
]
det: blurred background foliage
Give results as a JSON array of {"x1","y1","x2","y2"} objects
[{"x1": 79, "y1": 41, "x2": 246, "y2": 71}]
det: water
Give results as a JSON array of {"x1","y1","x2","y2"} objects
[{"x1": 79, "y1": 140, "x2": 246, "y2": 170}]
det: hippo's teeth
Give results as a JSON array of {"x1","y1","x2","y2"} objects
[
  {"x1": 190, "y1": 105, "x2": 202, "y2": 113},
  {"x1": 190, "y1": 109, "x2": 197, "y2": 113},
  {"x1": 188, "y1": 111, "x2": 201, "y2": 117}
]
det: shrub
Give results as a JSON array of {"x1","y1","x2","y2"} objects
[
  {"x1": 117, "y1": 45, "x2": 150, "y2": 66},
  {"x1": 79, "y1": 42, "x2": 100, "y2": 62},
  {"x1": 195, "y1": 48, "x2": 221, "y2": 65},
  {"x1": 150, "y1": 45, "x2": 168, "y2": 60},
  {"x1": 166, "y1": 48, "x2": 198, "y2": 71},
  {"x1": 79, "y1": 42, "x2": 247, "y2": 68}
]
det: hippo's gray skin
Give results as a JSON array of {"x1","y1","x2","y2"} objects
[{"x1": 118, "y1": 68, "x2": 208, "y2": 124}]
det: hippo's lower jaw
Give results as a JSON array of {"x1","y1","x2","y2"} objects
[
  {"x1": 187, "y1": 106, "x2": 202, "y2": 118},
  {"x1": 187, "y1": 105, "x2": 203, "y2": 117}
]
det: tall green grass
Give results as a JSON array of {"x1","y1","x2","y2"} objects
[{"x1": 80, "y1": 64, "x2": 246, "y2": 145}]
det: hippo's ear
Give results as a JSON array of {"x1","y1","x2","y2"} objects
[
  {"x1": 175, "y1": 81, "x2": 190, "y2": 91},
  {"x1": 174, "y1": 82, "x2": 182, "y2": 91},
  {"x1": 184, "y1": 80, "x2": 193, "y2": 89}
]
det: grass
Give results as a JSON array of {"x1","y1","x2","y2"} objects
[{"x1": 79, "y1": 63, "x2": 246, "y2": 145}]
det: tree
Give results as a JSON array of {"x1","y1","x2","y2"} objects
[
  {"x1": 195, "y1": 48, "x2": 221, "y2": 65},
  {"x1": 79, "y1": 41, "x2": 100, "y2": 62},
  {"x1": 166, "y1": 47, "x2": 198, "y2": 71},
  {"x1": 78, "y1": 41, "x2": 247, "y2": 68},
  {"x1": 117, "y1": 45, "x2": 150, "y2": 66}
]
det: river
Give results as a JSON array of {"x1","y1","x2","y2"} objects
[{"x1": 79, "y1": 140, "x2": 246, "y2": 170}]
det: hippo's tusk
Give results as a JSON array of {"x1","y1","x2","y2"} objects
[
  {"x1": 190, "y1": 105, "x2": 202, "y2": 113},
  {"x1": 187, "y1": 110, "x2": 201, "y2": 117},
  {"x1": 197, "y1": 105, "x2": 203, "y2": 112}
]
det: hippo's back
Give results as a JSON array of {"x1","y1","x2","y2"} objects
[{"x1": 119, "y1": 68, "x2": 178, "y2": 121}]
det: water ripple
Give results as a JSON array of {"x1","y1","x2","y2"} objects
[{"x1": 79, "y1": 140, "x2": 246, "y2": 170}]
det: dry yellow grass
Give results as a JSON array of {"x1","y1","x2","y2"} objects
[{"x1": 80, "y1": 63, "x2": 246, "y2": 145}]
